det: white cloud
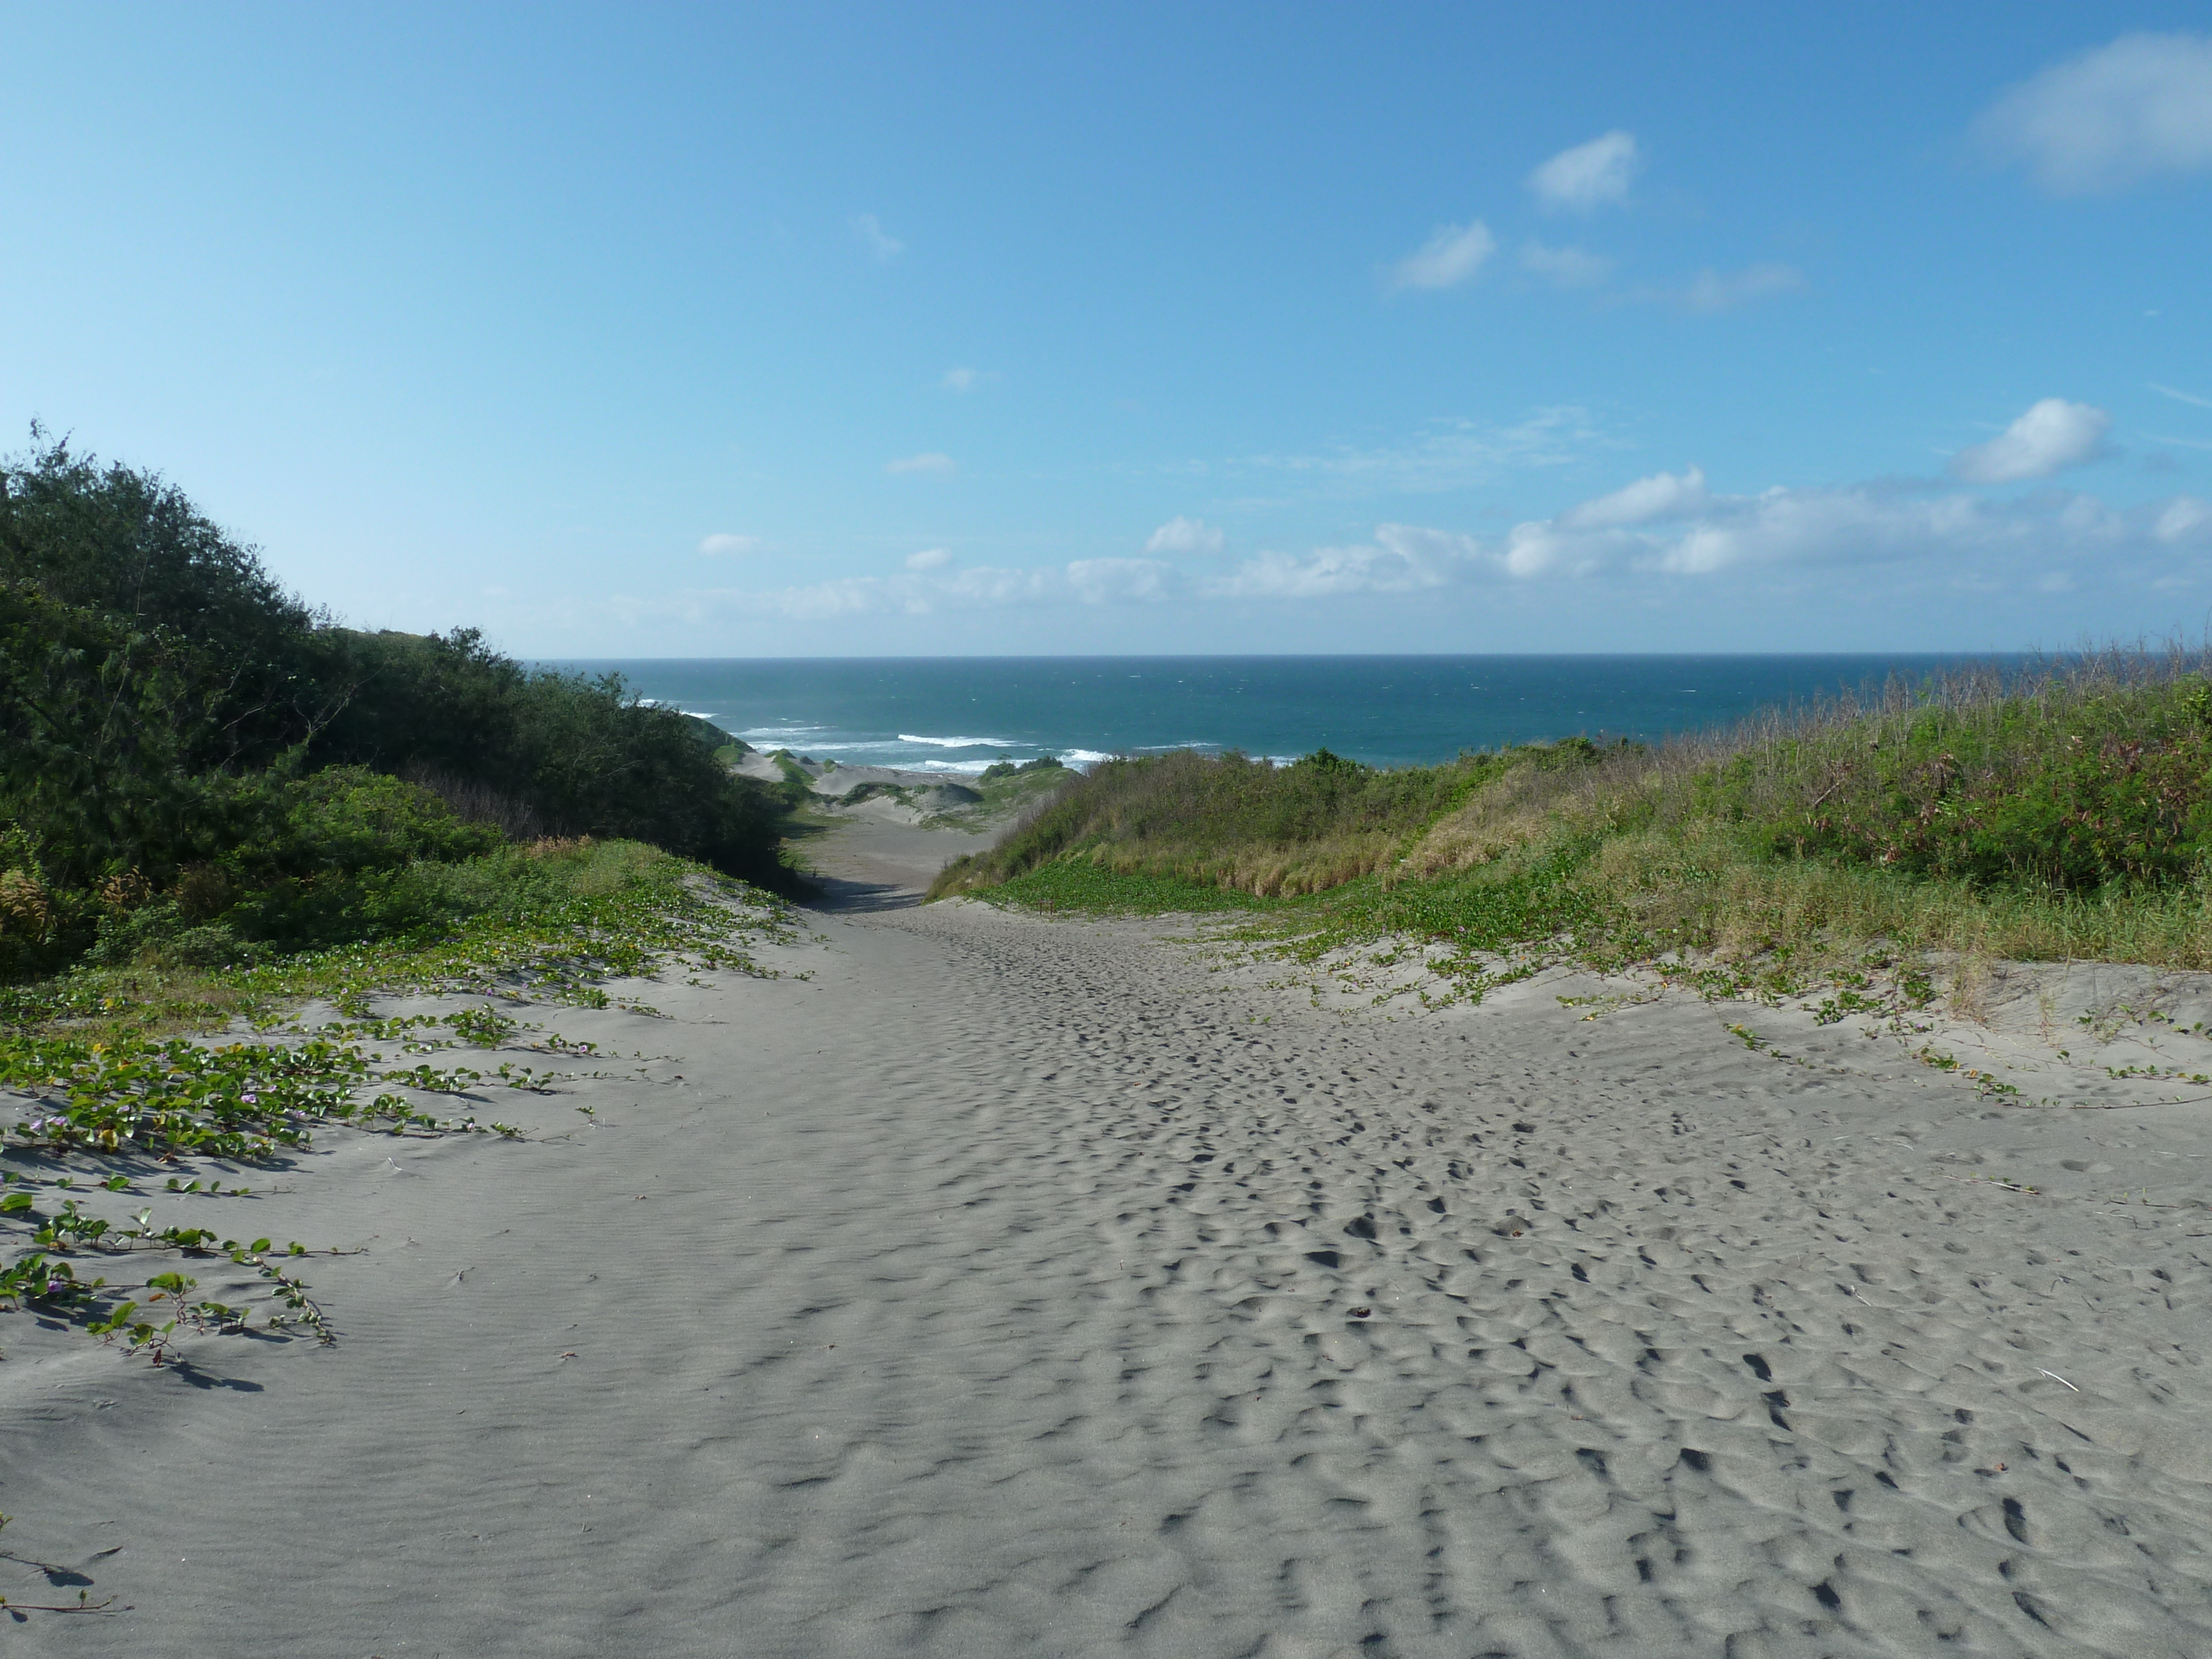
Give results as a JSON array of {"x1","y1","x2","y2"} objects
[
  {"x1": 1387, "y1": 220, "x2": 1496, "y2": 290},
  {"x1": 1558, "y1": 466, "x2": 1708, "y2": 529},
  {"x1": 886, "y1": 452, "x2": 956, "y2": 474},
  {"x1": 1206, "y1": 524, "x2": 1470, "y2": 598},
  {"x1": 771, "y1": 577, "x2": 911, "y2": 620},
  {"x1": 851, "y1": 213, "x2": 904, "y2": 260},
  {"x1": 937, "y1": 565, "x2": 1058, "y2": 607},
  {"x1": 697, "y1": 533, "x2": 759, "y2": 556},
  {"x1": 1505, "y1": 488, "x2": 1964, "y2": 578},
  {"x1": 1678, "y1": 263, "x2": 1805, "y2": 312},
  {"x1": 1066, "y1": 558, "x2": 1172, "y2": 603},
  {"x1": 1527, "y1": 131, "x2": 1641, "y2": 212},
  {"x1": 1499, "y1": 518, "x2": 1619, "y2": 578},
  {"x1": 1975, "y1": 33, "x2": 2212, "y2": 195},
  {"x1": 637, "y1": 471, "x2": 2212, "y2": 626},
  {"x1": 1235, "y1": 406, "x2": 1603, "y2": 496},
  {"x1": 1519, "y1": 241, "x2": 1614, "y2": 288},
  {"x1": 687, "y1": 556, "x2": 1176, "y2": 620},
  {"x1": 646, "y1": 410, "x2": 2212, "y2": 628},
  {"x1": 1485, "y1": 466, "x2": 2212, "y2": 586},
  {"x1": 1144, "y1": 515, "x2": 1225, "y2": 555},
  {"x1": 2157, "y1": 498, "x2": 2212, "y2": 542},
  {"x1": 1637, "y1": 488, "x2": 1994, "y2": 576},
  {"x1": 941, "y1": 366, "x2": 998, "y2": 392},
  {"x1": 1950, "y1": 398, "x2": 2112, "y2": 484},
  {"x1": 2151, "y1": 382, "x2": 2212, "y2": 410}
]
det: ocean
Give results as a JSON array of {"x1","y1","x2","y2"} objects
[{"x1": 549, "y1": 655, "x2": 2011, "y2": 774}]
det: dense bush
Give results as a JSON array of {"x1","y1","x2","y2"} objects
[
  {"x1": 1701, "y1": 681, "x2": 2212, "y2": 890},
  {"x1": 309, "y1": 628, "x2": 792, "y2": 885},
  {"x1": 0, "y1": 432, "x2": 344, "y2": 768},
  {"x1": 0, "y1": 579, "x2": 234, "y2": 889},
  {"x1": 978, "y1": 755, "x2": 1065, "y2": 781},
  {"x1": 0, "y1": 432, "x2": 797, "y2": 980}
]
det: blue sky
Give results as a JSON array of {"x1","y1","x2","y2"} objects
[{"x1": 4, "y1": 4, "x2": 2210, "y2": 656}]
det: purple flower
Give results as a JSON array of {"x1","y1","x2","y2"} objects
[{"x1": 241, "y1": 1092, "x2": 258, "y2": 1105}]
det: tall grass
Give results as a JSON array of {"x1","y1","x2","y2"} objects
[
  {"x1": 935, "y1": 648, "x2": 2212, "y2": 977},
  {"x1": 931, "y1": 742, "x2": 1611, "y2": 900}
]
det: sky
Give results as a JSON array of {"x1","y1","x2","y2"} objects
[{"x1": 3, "y1": 3, "x2": 2210, "y2": 657}]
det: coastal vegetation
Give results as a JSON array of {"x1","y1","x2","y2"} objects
[
  {"x1": 931, "y1": 650, "x2": 2212, "y2": 994},
  {"x1": 0, "y1": 830, "x2": 796, "y2": 1361},
  {"x1": 927, "y1": 754, "x2": 1070, "y2": 828},
  {"x1": 0, "y1": 431, "x2": 799, "y2": 988},
  {"x1": 0, "y1": 435, "x2": 808, "y2": 1363},
  {"x1": 779, "y1": 752, "x2": 1070, "y2": 842}
]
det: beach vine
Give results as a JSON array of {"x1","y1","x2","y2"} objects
[{"x1": 0, "y1": 842, "x2": 798, "y2": 1371}]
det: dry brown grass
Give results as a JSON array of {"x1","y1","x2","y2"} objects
[
  {"x1": 1078, "y1": 829, "x2": 1407, "y2": 899},
  {"x1": 1397, "y1": 761, "x2": 1608, "y2": 878},
  {"x1": 931, "y1": 746, "x2": 1527, "y2": 900},
  {"x1": 97, "y1": 868, "x2": 153, "y2": 911},
  {"x1": 405, "y1": 766, "x2": 549, "y2": 841},
  {"x1": 0, "y1": 868, "x2": 54, "y2": 942},
  {"x1": 521, "y1": 834, "x2": 597, "y2": 860}
]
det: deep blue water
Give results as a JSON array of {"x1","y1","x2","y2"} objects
[{"x1": 547, "y1": 655, "x2": 2013, "y2": 773}]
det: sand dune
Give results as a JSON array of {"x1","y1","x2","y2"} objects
[
  {"x1": 6, "y1": 870, "x2": 2212, "y2": 1655},
  {"x1": 795, "y1": 804, "x2": 1001, "y2": 909}
]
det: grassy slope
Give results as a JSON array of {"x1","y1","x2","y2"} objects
[
  {"x1": 930, "y1": 745, "x2": 1600, "y2": 901},
  {"x1": 2, "y1": 837, "x2": 790, "y2": 1042},
  {"x1": 926, "y1": 763, "x2": 1074, "y2": 828},
  {"x1": 932, "y1": 656, "x2": 2212, "y2": 993}
]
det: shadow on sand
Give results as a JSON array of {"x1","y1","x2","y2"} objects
[{"x1": 802, "y1": 873, "x2": 929, "y2": 914}]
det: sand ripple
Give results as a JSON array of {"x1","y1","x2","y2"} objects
[{"x1": 6, "y1": 900, "x2": 2212, "y2": 1655}]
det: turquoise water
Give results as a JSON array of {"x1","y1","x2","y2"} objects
[{"x1": 550, "y1": 655, "x2": 2011, "y2": 773}]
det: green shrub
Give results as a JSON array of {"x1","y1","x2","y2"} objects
[
  {"x1": 0, "y1": 432, "x2": 803, "y2": 983},
  {"x1": 244, "y1": 768, "x2": 503, "y2": 879},
  {"x1": 937, "y1": 656, "x2": 2212, "y2": 980},
  {"x1": 1714, "y1": 682, "x2": 2212, "y2": 890},
  {"x1": 89, "y1": 904, "x2": 263, "y2": 971},
  {"x1": 979, "y1": 755, "x2": 1066, "y2": 781}
]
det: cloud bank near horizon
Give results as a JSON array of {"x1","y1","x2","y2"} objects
[{"x1": 624, "y1": 400, "x2": 2205, "y2": 627}]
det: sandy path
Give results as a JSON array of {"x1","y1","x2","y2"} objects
[
  {"x1": 6, "y1": 897, "x2": 2212, "y2": 1656},
  {"x1": 789, "y1": 796, "x2": 999, "y2": 910}
]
